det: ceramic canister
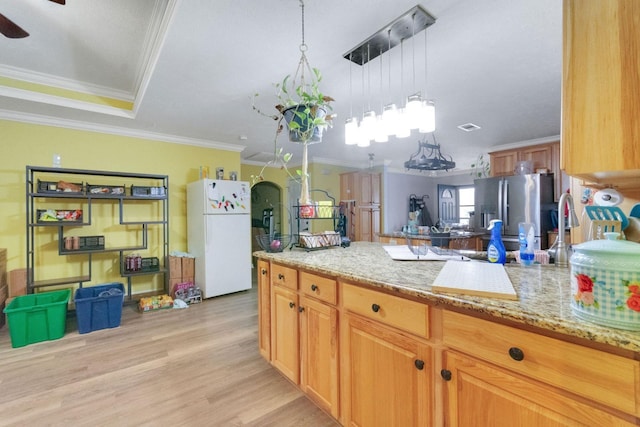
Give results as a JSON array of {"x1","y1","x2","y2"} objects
[{"x1": 569, "y1": 233, "x2": 640, "y2": 331}]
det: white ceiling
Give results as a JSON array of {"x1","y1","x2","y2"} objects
[{"x1": 0, "y1": 0, "x2": 562, "y2": 173}]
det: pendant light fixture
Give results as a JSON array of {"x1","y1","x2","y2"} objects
[
  {"x1": 374, "y1": 49, "x2": 388, "y2": 143},
  {"x1": 404, "y1": 133, "x2": 455, "y2": 171},
  {"x1": 344, "y1": 53, "x2": 358, "y2": 145},
  {"x1": 343, "y1": 5, "x2": 436, "y2": 145},
  {"x1": 419, "y1": 22, "x2": 436, "y2": 133}
]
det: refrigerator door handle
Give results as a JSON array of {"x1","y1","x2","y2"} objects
[
  {"x1": 498, "y1": 179, "x2": 504, "y2": 223},
  {"x1": 503, "y1": 179, "x2": 509, "y2": 227}
]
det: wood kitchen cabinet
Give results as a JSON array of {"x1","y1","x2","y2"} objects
[
  {"x1": 267, "y1": 265, "x2": 340, "y2": 418},
  {"x1": 341, "y1": 172, "x2": 382, "y2": 242},
  {"x1": 355, "y1": 207, "x2": 380, "y2": 242},
  {"x1": 490, "y1": 142, "x2": 562, "y2": 201},
  {"x1": 270, "y1": 263, "x2": 299, "y2": 383},
  {"x1": 341, "y1": 282, "x2": 433, "y2": 426},
  {"x1": 270, "y1": 283, "x2": 299, "y2": 383},
  {"x1": 442, "y1": 310, "x2": 640, "y2": 424},
  {"x1": 442, "y1": 350, "x2": 636, "y2": 426},
  {"x1": 299, "y1": 271, "x2": 340, "y2": 418},
  {"x1": 257, "y1": 255, "x2": 640, "y2": 426},
  {"x1": 562, "y1": 0, "x2": 640, "y2": 188},
  {"x1": 341, "y1": 313, "x2": 431, "y2": 427},
  {"x1": 299, "y1": 295, "x2": 339, "y2": 418},
  {"x1": 257, "y1": 260, "x2": 271, "y2": 360}
]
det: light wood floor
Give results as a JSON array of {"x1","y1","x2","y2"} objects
[{"x1": 0, "y1": 280, "x2": 339, "y2": 426}]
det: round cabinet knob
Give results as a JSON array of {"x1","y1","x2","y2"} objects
[
  {"x1": 298, "y1": 306, "x2": 305, "y2": 313},
  {"x1": 371, "y1": 303, "x2": 380, "y2": 313},
  {"x1": 440, "y1": 369, "x2": 452, "y2": 381},
  {"x1": 508, "y1": 347, "x2": 525, "y2": 361},
  {"x1": 289, "y1": 301, "x2": 295, "y2": 309},
  {"x1": 261, "y1": 269, "x2": 267, "y2": 275},
  {"x1": 414, "y1": 359, "x2": 425, "y2": 370},
  {"x1": 278, "y1": 274, "x2": 285, "y2": 280},
  {"x1": 311, "y1": 284, "x2": 318, "y2": 292}
]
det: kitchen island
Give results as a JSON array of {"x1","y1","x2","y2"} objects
[{"x1": 255, "y1": 242, "x2": 640, "y2": 426}]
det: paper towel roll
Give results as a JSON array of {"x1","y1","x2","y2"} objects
[{"x1": 593, "y1": 188, "x2": 623, "y2": 206}]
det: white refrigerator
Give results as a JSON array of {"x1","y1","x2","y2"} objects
[{"x1": 187, "y1": 179, "x2": 252, "y2": 298}]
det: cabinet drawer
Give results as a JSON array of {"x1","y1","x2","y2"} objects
[
  {"x1": 271, "y1": 263, "x2": 298, "y2": 290},
  {"x1": 341, "y1": 283, "x2": 429, "y2": 339},
  {"x1": 442, "y1": 310, "x2": 640, "y2": 417},
  {"x1": 300, "y1": 271, "x2": 337, "y2": 305}
]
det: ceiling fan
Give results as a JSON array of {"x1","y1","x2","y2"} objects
[{"x1": 0, "y1": 0, "x2": 65, "y2": 39}]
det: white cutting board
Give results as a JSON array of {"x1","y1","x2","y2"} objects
[{"x1": 432, "y1": 260, "x2": 517, "y2": 300}]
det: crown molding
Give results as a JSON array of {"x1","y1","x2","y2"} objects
[
  {"x1": 488, "y1": 135, "x2": 560, "y2": 153},
  {"x1": 0, "y1": 109, "x2": 245, "y2": 152}
]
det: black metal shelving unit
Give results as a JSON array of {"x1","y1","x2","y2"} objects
[
  {"x1": 294, "y1": 189, "x2": 340, "y2": 251},
  {"x1": 26, "y1": 166, "x2": 169, "y2": 301}
]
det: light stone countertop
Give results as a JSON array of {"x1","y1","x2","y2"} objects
[{"x1": 255, "y1": 241, "x2": 640, "y2": 353}]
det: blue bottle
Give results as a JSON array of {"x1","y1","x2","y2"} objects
[{"x1": 487, "y1": 219, "x2": 507, "y2": 264}]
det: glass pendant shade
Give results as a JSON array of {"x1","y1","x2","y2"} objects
[
  {"x1": 418, "y1": 100, "x2": 436, "y2": 133},
  {"x1": 395, "y1": 109, "x2": 411, "y2": 138},
  {"x1": 361, "y1": 110, "x2": 377, "y2": 142},
  {"x1": 405, "y1": 94, "x2": 423, "y2": 130},
  {"x1": 373, "y1": 115, "x2": 388, "y2": 143},
  {"x1": 356, "y1": 125, "x2": 371, "y2": 147},
  {"x1": 345, "y1": 117, "x2": 359, "y2": 145},
  {"x1": 382, "y1": 103, "x2": 399, "y2": 136}
]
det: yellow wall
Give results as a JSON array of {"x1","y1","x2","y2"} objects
[
  {"x1": 242, "y1": 161, "x2": 349, "y2": 234},
  {"x1": 1, "y1": 119, "x2": 241, "y2": 294}
]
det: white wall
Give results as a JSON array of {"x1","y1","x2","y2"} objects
[{"x1": 383, "y1": 170, "x2": 475, "y2": 232}]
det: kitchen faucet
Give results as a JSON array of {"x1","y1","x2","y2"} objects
[{"x1": 550, "y1": 192, "x2": 580, "y2": 267}]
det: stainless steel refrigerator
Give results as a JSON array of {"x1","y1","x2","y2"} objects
[
  {"x1": 474, "y1": 174, "x2": 555, "y2": 251},
  {"x1": 187, "y1": 179, "x2": 252, "y2": 298}
]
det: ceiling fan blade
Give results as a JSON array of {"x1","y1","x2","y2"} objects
[
  {"x1": 49, "y1": 0, "x2": 66, "y2": 4},
  {"x1": 0, "y1": 13, "x2": 30, "y2": 38}
]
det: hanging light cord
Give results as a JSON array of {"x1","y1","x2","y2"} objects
[
  {"x1": 387, "y1": 30, "x2": 392, "y2": 103},
  {"x1": 299, "y1": 0, "x2": 305, "y2": 50},
  {"x1": 349, "y1": 53, "x2": 353, "y2": 117},
  {"x1": 292, "y1": 0, "x2": 311, "y2": 97},
  {"x1": 411, "y1": 13, "x2": 416, "y2": 93},
  {"x1": 424, "y1": 20, "x2": 428, "y2": 99}
]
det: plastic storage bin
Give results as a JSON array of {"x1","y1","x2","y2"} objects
[
  {"x1": 3, "y1": 289, "x2": 71, "y2": 348},
  {"x1": 74, "y1": 283, "x2": 125, "y2": 334}
]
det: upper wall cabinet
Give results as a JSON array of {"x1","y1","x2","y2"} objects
[
  {"x1": 490, "y1": 142, "x2": 562, "y2": 201},
  {"x1": 562, "y1": 0, "x2": 640, "y2": 188}
]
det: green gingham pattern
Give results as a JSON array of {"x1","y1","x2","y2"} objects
[{"x1": 570, "y1": 263, "x2": 640, "y2": 331}]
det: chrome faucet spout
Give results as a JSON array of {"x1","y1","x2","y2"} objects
[{"x1": 553, "y1": 193, "x2": 579, "y2": 268}]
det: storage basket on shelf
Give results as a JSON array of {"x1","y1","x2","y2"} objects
[
  {"x1": 74, "y1": 283, "x2": 125, "y2": 334},
  {"x1": 3, "y1": 289, "x2": 71, "y2": 348},
  {"x1": 255, "y1": 234, "x2": 292, "y2": 253}
]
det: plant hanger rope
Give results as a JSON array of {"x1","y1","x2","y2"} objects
[{"x1": 289, "y1": 0, "x2": 313, "y2": 96}]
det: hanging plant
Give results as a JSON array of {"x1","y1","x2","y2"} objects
[
  {"x1": 251, "y1": 0, "x2": 334, "y2": 216},
  {"x1": 470, "y1": 154, "x2": 491, "y2": 178}
]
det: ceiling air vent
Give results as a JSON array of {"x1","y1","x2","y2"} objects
[{"x1": 457, "y1": 123, "x2": 481, "y2": 132}]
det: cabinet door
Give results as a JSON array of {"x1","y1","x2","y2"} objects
[
  {"x1": 257, "y1": 260, "x2": 271, "y2": 360},
  {"x1": 371, "y1": 208, "x2": 380, "y2": 242},
  {"x1": 520, "y1": 144, "x2": 552, "y2": 172},
  {"x1": 342, "y1": 313, "x2": 431, "y2": 427},
  {"x1": 355, "y1": 208, "x2": 372, "y2": 242},
  {"x1": 300, "y1": 295, "x2": 339, "y2": 419},
  {"x1": 341, "y1": 172, "x2": 355, "y2": 201},
  {"x1": 271, "y1": 285, "x2": 299, "y2": 384},
  {"x1": 490, "y1": 150, "x2": 518, "y2": 176},
  {"x1": 562, "y1": 0, "x2": 640, "y2": 182},
  {"x1": 358, "y1": 173, "x2": 372, "y2": 205},
  {"x1": 443, "y1": 350, "x2": 636, "y2": 427},
  {"x1": 370, "y1": 173, "x2": 381, "y2": 205}
]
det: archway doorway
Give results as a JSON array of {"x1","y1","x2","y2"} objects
[{"x1": 251, "y1": 181, "x2": 284, "y2": 256}]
